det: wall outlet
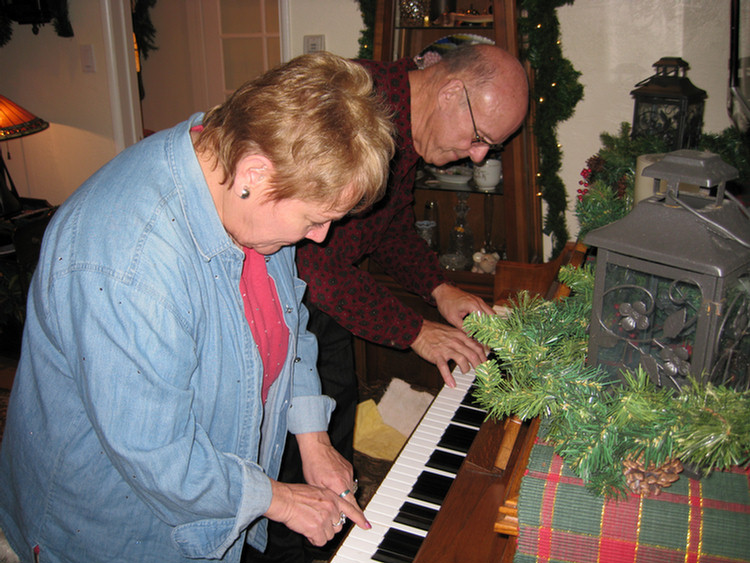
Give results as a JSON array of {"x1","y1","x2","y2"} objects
[
  {"x1": 80, "y1": 44, "x2": 96, "y2": 73},
  {"x1": 303, "y1": 35, "x2": 325, "y2": 54}
]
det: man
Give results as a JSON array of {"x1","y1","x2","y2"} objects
[{"x1": 250, "y1": 44, "x2": 529, "y2": 563}]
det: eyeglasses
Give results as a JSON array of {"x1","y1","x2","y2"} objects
[{"x1": 463, "y1": 84, "x2": 502, "y2": 151}]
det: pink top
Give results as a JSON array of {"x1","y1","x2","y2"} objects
[
  {"x1": 240, "y1": 248, "x2": 289, "y2": 403},
  {"x1": 191, "y1": 124, "x2": 288, "y2": 402}
]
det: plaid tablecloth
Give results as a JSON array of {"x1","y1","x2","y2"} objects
[{"x1": 515, "y1": 440, "x2": 750, "y2": 563}]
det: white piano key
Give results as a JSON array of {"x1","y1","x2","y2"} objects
[{"x1": 332, "y1": 367, "x2": 478, "y2": 562}]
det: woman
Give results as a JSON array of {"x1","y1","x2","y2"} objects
[{"x1": 0, "y1": 52, "x2": 394, "y2": 563}]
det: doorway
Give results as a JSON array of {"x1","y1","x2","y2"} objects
[{"x1": 138, "y1": 0, "x2": 288, "y2": 134}]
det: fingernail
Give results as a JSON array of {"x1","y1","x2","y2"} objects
[{"x1": 365, "y1": 520, "x2": 372, "y2": 530}]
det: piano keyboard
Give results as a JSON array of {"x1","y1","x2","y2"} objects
[{"x1": 332, "y1": 367, "x2": 484, "y2": 563}]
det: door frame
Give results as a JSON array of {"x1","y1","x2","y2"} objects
[
  {"x1": 100, "y1": 0, "x2": 142, "y2": 151},
  {"x1": 109, "y1": 0, "x2": 290, "y2": 151}
]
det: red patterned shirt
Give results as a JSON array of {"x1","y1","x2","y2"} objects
[{"x1": 296, "y1": 58, "x2": 449, "y2": 349}]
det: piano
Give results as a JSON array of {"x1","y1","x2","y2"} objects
[{"x1": 333, "y1": 242, "x2": 587, "y2": 563}]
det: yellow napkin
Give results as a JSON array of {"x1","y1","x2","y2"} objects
[{"x1": 353, "y1": 399, "x2": 407, "y2": 461}]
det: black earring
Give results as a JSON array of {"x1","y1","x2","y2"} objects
[{"x1": 240, "y1": 187, "x2": 250, "y2": 199}]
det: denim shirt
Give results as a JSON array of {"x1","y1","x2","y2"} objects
[{"x1": 0, "y1": 115, "x2": 334, "y2": 563}]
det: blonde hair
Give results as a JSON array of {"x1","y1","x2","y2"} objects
[{"x1": 195, "y1": 52, "x2": 395, "y2": 213}]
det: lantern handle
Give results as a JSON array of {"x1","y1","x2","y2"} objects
[{"x1": 666, "y1": 190, "x2": 750, "y2": 249}]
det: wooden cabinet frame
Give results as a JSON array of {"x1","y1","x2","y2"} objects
[{"x1": 373, "y1": 0, "x2": 542, "y2": 263}]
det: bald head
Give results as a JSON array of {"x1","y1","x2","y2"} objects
[
  {"x1": 409, "y1": 44, "x2": 529, "y2": 166},
  {"x1": 450, "y1": 45, "x2": 529, "y2": 133}
]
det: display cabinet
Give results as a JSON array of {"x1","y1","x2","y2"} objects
[
  {"x1": 352, "y1": 0, "x2": 542, "y2": 392},
  {"x1": 373, "y1": 0, "x2": 542, "y2": 263},
  {"x1": 373, "y1": 0, "x2": 543, "y2": 262}
]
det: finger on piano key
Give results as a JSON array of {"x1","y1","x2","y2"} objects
[{"x1": 332, "y1": 368, "x2": 483, "y2": 563}]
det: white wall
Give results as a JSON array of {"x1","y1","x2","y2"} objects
[
  {"x1": 0, "y1": 0, "x2": 138, "y2": 205},
  {"x1": 0, "y1": 0, "x2": 733, "y2": 231},
  {"x1": 287, "y1": 0, "x2": 363, "y2": 59},
  {"x1": 139, "y1": 0, "x2": 365, "y2": 133},
  {"x1": 555, "y1": 0, "x2": 732, "y2": 252}
]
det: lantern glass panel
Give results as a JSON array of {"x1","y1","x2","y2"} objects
[
  {"x1": 593, "y1": 258, "x2": 704, "y2": 391},
  {"x1": 633, "y1": 97, "x2": 684, "y2": 149},
  {"x1": 712, "y1": 273, "x2": 750, "y2": 390},
  {"x1": 586, "y1": 150, "x2": 749, "y2": 393}
]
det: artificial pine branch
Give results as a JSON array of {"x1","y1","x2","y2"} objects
[
  {"x1": 575, "y1": 180, "x2": 632, "y2": 239},
  {"x1": 464, "y1": 264, "x2": 750, "y2": 498}
]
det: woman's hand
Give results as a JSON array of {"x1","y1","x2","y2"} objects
[
  {"x1": 297, "y1": 432, "x2": 353, "y2": 494},
  {"x1": 262, "y1": 431, "x2": 367, "y2": 545},
  {"x1": 264, "y1": 479, "x2": 366, "y2": 546}
]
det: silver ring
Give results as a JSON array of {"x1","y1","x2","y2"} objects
[
  {"x1": 334, "y1": 512, "x2": 346, "y2": 527},
  {"x1": 339, "y1": 479, "x2": 359, "y2": 498}
]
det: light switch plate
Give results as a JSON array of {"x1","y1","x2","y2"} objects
[
  {"x1": 80, "y1": 44, "x2": 96, "y2": 73},
  {"x1": 303, "y1": 35, "x2": 325, "y2": 54}
]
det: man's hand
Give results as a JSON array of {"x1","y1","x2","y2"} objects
[
  {"x1": 408, "y1": 283, "x2": 493, "y2": 385},
  {"x1": 410, "y1": 319, "x2": 487, "y2": 387},
  {"x1": 432, "y1": 283, "x2": 495, "y2": 328}
]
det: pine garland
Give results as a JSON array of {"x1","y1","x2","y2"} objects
[
  {"x1": 355, "y1": 0, "x2": 377, "y2": 60},
  {"x1": 576, "y1": 123, "x2": 750, "y2": 240},
  {"x1": 519, "y1": 1, "x2": 584, "y2": 258},
  {"x1": 464, "y1": 265, "x2": 750, "y2": 498}
]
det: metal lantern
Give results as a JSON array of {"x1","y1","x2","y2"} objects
[
  {"x1": 585, "y1": 150, "x2": 750, "y2": 393},
  {"x1": 630, "y1": 57, "x2": 707, "y2": 150}
]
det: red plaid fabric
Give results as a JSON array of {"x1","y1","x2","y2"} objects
[{"x1": 515, "y1": 440, "x2": 750, "y2": 563}]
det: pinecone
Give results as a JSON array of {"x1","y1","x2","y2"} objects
[
  {"x1": 585, "y1": 155, "x2": 605, "y2": 174},
  {"x1": 622, "y1": 457, "x2": 683, "y2": 497}
]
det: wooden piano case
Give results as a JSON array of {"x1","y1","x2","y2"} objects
[{"x1": 412, "y1": 241, "x2": 587, "y2": 562}]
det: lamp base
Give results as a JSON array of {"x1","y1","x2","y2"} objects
[{"x1": 0, "y1": 154, "x2": 21, "y2": 219}]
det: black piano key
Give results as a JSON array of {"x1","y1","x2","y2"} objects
[
  {"x1": 436, "y1": 424, "x2": 478, "y2": 454},
  {"x1": 461, "y1": 385, "x2": 483, "y2": 410},
  {"x1": 372, "y1": 528, "x2": 424, "y2": 563},
  {"x1": 408, "y1": 471, "x2": 454, "y2": 505},
  {"x1": 451, "y1": 405, "x2": 485, "y2": 428},
  {"x1": 394, "y1": 501, "x2": 438, "y2": 532},
  {"x1": 425, "y1": 449, "x2": 464, "y2": 474}
]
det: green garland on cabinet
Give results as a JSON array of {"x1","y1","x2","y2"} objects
[
  {"x1": 356, "y1": 0, "x2": 377, "y2": 60},
  {"x1": 518, "y1": 0, "x2": 583, "y2": 258},
  {"x1": 355, "y1": 2, "x2": 583, "y2": 258}
]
